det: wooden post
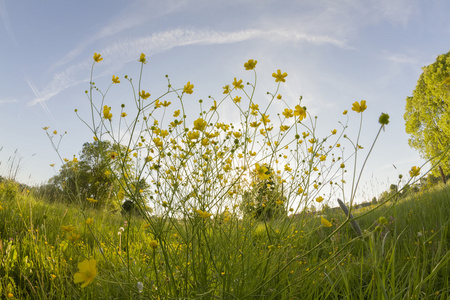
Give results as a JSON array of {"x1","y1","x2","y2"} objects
[{"x1": 337, "y1": 199, "x2": 363, "y2": 237}]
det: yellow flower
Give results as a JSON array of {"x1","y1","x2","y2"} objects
[
  {"x1": 196, "y1": 209, "x2": 212, "y2": 219},
  {"x1": 68, "y1": 232, "x2": 81, "y2": 242},
  {"x1": 103, "y1": 105, "x2": 112, "y2": 120},
  {"x1": 250, "y1": 121, "x2": 261, "y2": 128},
  {"x1": 260, "y1": 114, "x2": 270, "y2": 125},
  {"x1": 173, "y1": 110, "x2": 180, "y2": 117},
  {"x1": 93, "y1": 53, "x2": 103, "y2": 62},
  {"x1": 42, "y1": 126, "x2": 50, "y2": 130},
  {"x1": 7, "y1": 293, "x2": 13, "y2": 298},
  {"x1": 86, "y1": 218, "x2": 94, "y2": 225},
  {"x1": 153, "y1": 137, "x2": 163, "y2": 148},
  {"x1": 87, "y1": 197, "x2": 98, "y2": 203},
  {"x1": 61, "y1": 225, "x2": 76, "y2": 232},
  {"x1": 340, "y1": 163, "x2": 345, "y2": 168},
  {"x1": 149, "y1": 240, "x2": 158, "y2": 249},
  {"x1": 321, "y1": 216, "x2": 332, "y2": 227},
  {"x1": 73, "y1": 259, "x2": 97, "y2": 288},
  {"x1": 53, "y1": 130, "x2": 57, "y2": 135},
  {"x1": 72, "y1": 156, "x2": 78, "y2": 163},
  {"x1": 139, "y1": 53, "x2": 147, "y2": 64},
  {"x1": 277, "y1": 94, "x2": 282, "y2": 100},
  {"x1": 409, "y1": 166, "x2": 421, "y2": 177},
  {"x1": 110, "y1": 152, "x2": 117, "y2": 159},
  {"x1": 50, "y1": 163, "x2": 55, "y2": 167},
  {"x1": 272, "y1": 69, "x2": 288, "y2": 83},
  {"x1": 343, "y1": 110, "x2": 348, "y2": 115},
  {"x1": 331, "y1": 129, "x2": 337, "y2": 134},
  {"x1": 183, "y1": 81, "x2": 194, "y2": 94},
  {"x1": 112, "y1": 75, "x2": 120, "y2": 84},
  {"x1": 193, "y1": 118, "x2": 207, "y2": 131},
  {"x1": 282, "y1": 108, "x2": 293, "y2": 118},
  {"x1": 316, "y1": 196, "x2": 324, "y2": 203},
  {"x1": 255, "y1": 163, "x2": 270, "y2": 180},
  {"x1": 280, "y1": 125, "x2": 290, "y2": 132},
  {"x1": 244, "y1": 59, "x2": 257, "y2": 70},
  {"x1": 121, "y1": 112, "x2": 127, "y2": 117},
  {"x1": 187, "y1": 130, "x2": 200, "y2": 140},
  {"x1": 232, "y1": 77, "x2": 244, "y2": 89},
  {"x1": 223, "y1": 85, "x2": 230, "y2": 94},
  {"x1": 351, "y1": 100, "x2": 367, "y2": 113},
  {"x1": 294, "y1": 105, "x2": 306, "y2": 121},
  {"x1": 233, "y1": 96, "x2": 241, "y2": 103},
  {"x1": 139, "y1": 90, "x2": 151, "y2": 99}
]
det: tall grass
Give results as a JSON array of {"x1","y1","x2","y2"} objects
[{"x1": 1, "y1": 179, "x2": 448, "y2": 299}]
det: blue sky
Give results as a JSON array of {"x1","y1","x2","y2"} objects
[{"x1": 1, "y1": 0, "x2": 449, "y2": 202}]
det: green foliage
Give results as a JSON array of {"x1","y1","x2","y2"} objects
[
  {"x1": 0, "y1": 178, "x2": 449, "y2": 298},
  {"x1": 404, "y1": 49, "x2": 450, "y2": 176},
  {"x1": 44, "y1": 140, "x2": 142, "y2": 209},
  {"x1": 241, "y1": 164, "x2": 287, "y2": 220}
]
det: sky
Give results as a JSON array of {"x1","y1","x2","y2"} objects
[{"x1": 1, "y1": 0, "x2": 449, "y2": 203}]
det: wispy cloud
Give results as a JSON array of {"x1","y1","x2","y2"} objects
[
  {"x1": 0, "y1": 0, "x2": 18, "y2": 46},
  {"x1": 29, "y1": 27, "x2": 352, "y2": 107},
  {"x1": 50, "y1": 0, "x2": 188, "y2": 71},
  {"x1": 0, "y1": 98, "x2": 17, "y2": 105}
]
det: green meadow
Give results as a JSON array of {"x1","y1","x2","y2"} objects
[
  {"x1": 1, "y1": 53, "x2": 449, "y2": 299},
  {"x1": 0, "y1": 179, "x2": 449, "y2": 299}
]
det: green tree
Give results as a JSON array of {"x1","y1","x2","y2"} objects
[
  {"x1": 46, "y1": 140, "x2": 140, "y2": 209},
  {"x1": 404, "y1": 50, "x2": 450, "y2": 176},
  {"x1": 241, "y1": 164, "x2": 287, "y2": 220}
]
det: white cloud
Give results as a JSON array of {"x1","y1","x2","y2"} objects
[
  {"x1": 0, "y1": 98, "x2": 17, "y2": 105},
  {"x1": 50, "y1": 0, "x2": 189, "y2": 71},
  {"x1": 0, "y1": 0, "x2": 18, "y2": 46},
  {"x1": 29, "y1": 27, "x2": 352, "y2": 107}
]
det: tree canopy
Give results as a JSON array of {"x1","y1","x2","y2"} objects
[
  {"x1": 46, "y1": 140, "x2": 147, "y2": 209},
  {"x1": 404, "y1": 50, "x2": 450, "y2": 175}
]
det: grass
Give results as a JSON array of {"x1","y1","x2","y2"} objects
[{"x1": 0, "y1": 179, "x2": 448, "y2": 299}]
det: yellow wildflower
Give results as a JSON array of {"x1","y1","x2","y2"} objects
[
  {"x1": 244, "y1": 59, "x2": 257, "y2": 70},
  {"x1": 93, "y1": 53, "x2": 103, "y2": 62},
  {"x1": 149, "y1": 240, "x2": 158, "y2": 249},
  {"x1": 272, "y1": 69, "x2": 288, "y2": 83},
  {"x1": 61, "y1": 225, "x2": 76, "y2": 232},
  {"x1": 73, "y1": 259, "x2": 97, "y2": 288},
  {"x1": 193, "y1": 118, "x2": 207, "y2": 131},
  {"x1": 321, "y1": 216, "x2": 332, "y2": 227},
  {"x1": 87, "y1": 198, "x2": 98, "y2": 203},
  {"x1": 183, "y1": 81, "x2": 194, "y2": 94},
  {"x1": 139, "y1": 90, "x2": 151, "y2": 99},
  {"x1": 103, "y1": 105, "x2": 112, "y2": 120},
  {"x1": 139, "y1": 53, "x2": 147, "y2": 64},
  {"x1": 112, "y1": 75, "x2": 120, "y2": 84},
  {"x1": 351, "y1": 100, "x2": 367, "y2": 113},
  {"x1": 294, "y1": 105, "x2": 306, "y2": 121},
  {"x1": 86, "y1": 218, "x2": 94, "y2": 225},
  {"x1": 232, "y1": 77, "x2": 244, "y2": 89},
  {"x1": 409, "y1": 166, "x2": 421, "y2": 177},
  {"x1": 282, "y1": 108, "x2": 294, "y2": 118}
]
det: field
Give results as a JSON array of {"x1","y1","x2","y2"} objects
[{"x1": 0, "y1": 179, "x2": 449, "y2": 299}]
